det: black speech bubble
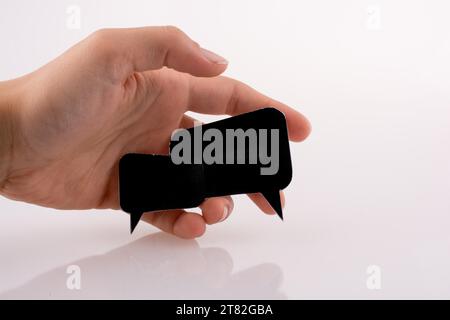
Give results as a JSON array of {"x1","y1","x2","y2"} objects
[{"x1": 119, "y1": 108, "x2": 293, "y2": 233}]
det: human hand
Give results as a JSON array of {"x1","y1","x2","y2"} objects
[{"x1": 0, "y1": 26, "x2": 310, "y2": 239}]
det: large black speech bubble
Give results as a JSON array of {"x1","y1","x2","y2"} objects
[{"x1": 119, "y1": 108, "x2": 293, "y2": 233}]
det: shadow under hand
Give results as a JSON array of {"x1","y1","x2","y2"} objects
[{"x1": 1, "y1": 233, "x2": 285, "y2": 300}]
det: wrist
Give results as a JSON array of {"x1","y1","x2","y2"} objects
[{"x1": 0, "y1": 80, "x2": 20, "y2": 191}]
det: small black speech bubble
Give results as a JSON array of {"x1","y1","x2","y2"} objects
[{"x1": 119, "y1": 108, "x2": 293, "y2": 233}]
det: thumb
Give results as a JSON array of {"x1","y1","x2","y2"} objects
[{"x1": 91, "y1": 26, "x2": 228, "y2": 78}]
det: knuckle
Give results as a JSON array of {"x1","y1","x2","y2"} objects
[
  {"x1": 86, "y1": 29, "x2": 128, "y2": 82},
  {"x1": 87, "y1": 29, "x2": 117, "y2": 58},
  {"x1": 162, "y1": 25, "x2": 185, "y2": 40},
  {"x1": 90, "y1": 28, "x2": 115, "y2": 45}
]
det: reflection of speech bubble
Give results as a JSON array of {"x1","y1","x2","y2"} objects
[{"x1": 119, "y1": 108, "x2": 293, "y2": 233}]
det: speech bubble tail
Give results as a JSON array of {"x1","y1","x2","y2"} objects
[
  {"x1": 262, "y1": 190, "x2": 283, "y2": 220},
  {"x1": 130, "y1": 212, "x2": 144, "y2": 234}
]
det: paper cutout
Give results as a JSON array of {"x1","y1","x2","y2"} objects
[{"x1": 119, "y1": 108, "x2": 293, "y2": 233}]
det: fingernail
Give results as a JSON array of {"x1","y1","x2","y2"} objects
[
  {"x1": 220, "y1": 205, "x2": 231, "y2": 222},
  {"x1": 201, "y1": 48, "x2": 228, "y2": 65}
]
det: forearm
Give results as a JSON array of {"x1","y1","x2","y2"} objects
[{"x1": 0, "y1": 81, "x2": 17, "y2": 190}]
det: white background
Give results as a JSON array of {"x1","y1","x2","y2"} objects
[{"x1": 0, "y1": 0, "x2": 449, "y2": 299}]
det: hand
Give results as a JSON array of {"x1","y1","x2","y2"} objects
[{"x1": 0, "y1": 26, "x2": 311, "y2": 239}]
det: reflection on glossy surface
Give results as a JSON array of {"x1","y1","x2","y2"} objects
[{"x1": 1, "y1": 233, "x2": 285, "y2": 300}]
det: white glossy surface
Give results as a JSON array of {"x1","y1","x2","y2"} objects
[{"x1": 1, "y1": 0, "x2": 450, "y2": 299}]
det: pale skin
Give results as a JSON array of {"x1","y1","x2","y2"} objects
[{"x1": 0, "y1": 26, "x2": 311, "y2": 239}]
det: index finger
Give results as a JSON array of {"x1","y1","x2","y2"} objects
[{"x1": 187, "y1": 76, "x2": 311, "y2": 142}]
